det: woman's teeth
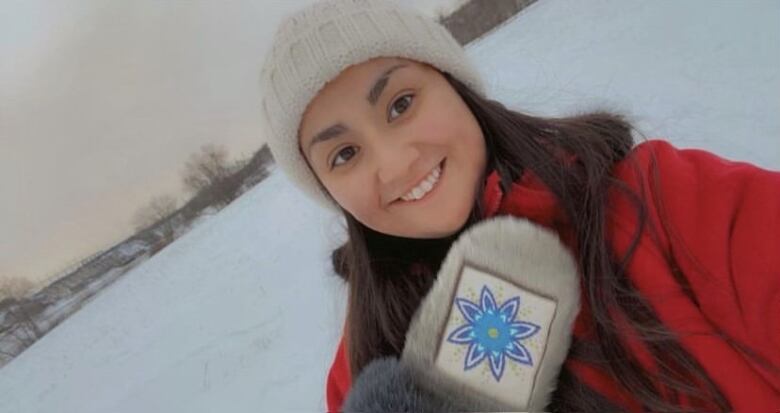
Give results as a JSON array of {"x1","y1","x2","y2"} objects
[{"x1": 400, "y1": 163, "x2": 442, "y2": 202}]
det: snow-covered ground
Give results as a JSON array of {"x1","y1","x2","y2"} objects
[
  {"x1": 0, "y1": 169, "x2": 348, "y2": 412},
  {"x1": 471, "y1": 0, "x2": 779, "y2": 168},
  {"x1": 0, "y1": 1, "x2": 777, "y2": 412}
]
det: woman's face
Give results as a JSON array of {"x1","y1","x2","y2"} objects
[{"x1": 299, "y1": 57, "x2": 487, "y2": 239}]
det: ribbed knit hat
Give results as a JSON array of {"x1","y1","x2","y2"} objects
[{"x1": 259, "y1": 0, "x2": 485, "y2": 210}]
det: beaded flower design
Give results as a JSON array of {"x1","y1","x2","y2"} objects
[{"x1": 446, "y1": 285, "x2": 541, "y2": 381}]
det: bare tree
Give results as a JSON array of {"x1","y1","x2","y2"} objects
[
  {"x1": 0, "y1": 276, "x2": 42, "y2": 365},
  {"x1": 182, "y1": 144, "x2": 231, "y2": 196},
  {"x1": 0, "y1": 299, "x2": 43, "y2": 360},
  {"x1": 133, "y1": 195, "x2": 177, "y2": 243},
  {"x1": 0, "y1": 276, "x2": 36, "y2": 301}
]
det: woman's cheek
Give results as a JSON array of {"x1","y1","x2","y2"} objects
[
  {"x1": 417, "y1": 114, "x2": 453, "y2": 144},
  {"x1": 430, "y1": 104, "x2": 465, "y2": 140},
  {"x1": 328, "y1": 175, "x2": 372, "y2": 213}
]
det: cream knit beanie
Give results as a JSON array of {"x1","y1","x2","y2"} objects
[{"x1": 259, "y1": 0, "x2": 485, "y2": 210}]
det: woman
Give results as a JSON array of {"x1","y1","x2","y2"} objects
[{"x1": 259, "y1": 0, "x2": 780, "y2": 411}]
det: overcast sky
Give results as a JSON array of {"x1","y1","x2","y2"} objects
[
  {"x1": 1, "y1": 1, "x2": 303, "y2": 284},
  {"x1": 0, "y1": 0, "x2": 460, "y2": 284}
]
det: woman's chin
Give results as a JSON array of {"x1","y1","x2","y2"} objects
[{"x1": 382, "y1": 212, "x2": 472, "y2": 239}]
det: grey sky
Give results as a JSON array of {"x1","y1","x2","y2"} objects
[{"x1": 1, "y1": 0, "x2": 316, "y2": 283}]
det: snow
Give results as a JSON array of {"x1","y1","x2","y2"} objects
[
  {"x1": 0, "y1": 171, "x2": 348, "y2": 412},
  {"x1": 468, "y1": 0, "x2": 779, "y2": 169},
  {"x1": 115, "y1": 241, "x2": 149, "y2": 258},
  {"x1": 0, "y1": 1, "x2": 777, "y2": 412}
]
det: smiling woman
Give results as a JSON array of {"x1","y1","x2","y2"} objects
[
  {"x1": 298, "y1": 58, "x2": 486, "y2": 239},
  {"x1": 259, "y1": 0, "x2": 780, "y2": 412}
]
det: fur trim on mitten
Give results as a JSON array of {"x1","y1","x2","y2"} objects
[{"x1": 342, "y1": 357, "x2": 461, "y2": 413}]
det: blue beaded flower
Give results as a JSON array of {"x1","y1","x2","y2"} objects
[{"x1": 447, "y1": 285, "x2": 541, "y2": 381}]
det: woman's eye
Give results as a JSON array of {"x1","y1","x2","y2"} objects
[
  {"x1": 388, "y1": 94, "x2": 414, "y2": 121},
  {"x1": 330, "y1": 146, "x2": 358, "y2": 168}
]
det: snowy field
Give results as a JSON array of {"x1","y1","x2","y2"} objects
[
  {"x1": 0, "y1": 1, "x2": 778, "y2": 412},
  {"x1": 471, "y1": 0, "x2": 779, "y2": 169}
]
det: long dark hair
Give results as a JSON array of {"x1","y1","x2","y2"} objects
[{"x1": 328, "y1": 72, "x2": 731, "y2": 412}]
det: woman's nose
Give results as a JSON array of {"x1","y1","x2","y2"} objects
[{"x1": 376, "y1": 143, "x2": 419, "y2": 185}]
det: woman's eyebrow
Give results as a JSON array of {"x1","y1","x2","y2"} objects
[
  {"x1": 307, "y1": 123, "x2": 347, "y2": 156},
  {"x1": 367, "y1": 63, "x2": 407, "y2": 105}
]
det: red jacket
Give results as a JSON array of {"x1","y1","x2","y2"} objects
[{"x1": 325, "y1": 140, "x2": 780, "y2": 412}]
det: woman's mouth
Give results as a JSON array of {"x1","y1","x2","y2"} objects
[{"x1": 396, "y1": 159, "x2": 446, "y2": 204}]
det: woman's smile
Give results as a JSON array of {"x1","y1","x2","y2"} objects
[{"x1": 393, "y1": 159, "x2": 446, "y2": 205}]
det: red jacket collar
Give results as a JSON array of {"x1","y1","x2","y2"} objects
[{"x1": 481, "y1": 169, "x2": 568, "y2": 231}]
